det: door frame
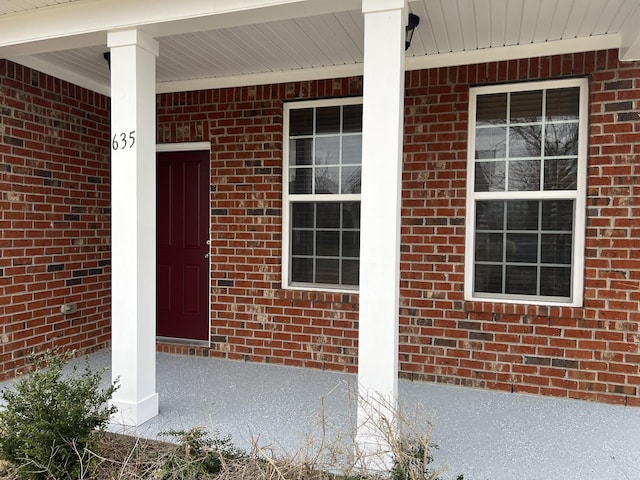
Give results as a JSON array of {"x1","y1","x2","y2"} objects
[{"x1": 156, "y1": 141, "x2": 211, "y2": 346}]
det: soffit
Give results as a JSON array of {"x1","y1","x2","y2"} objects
[
  {"x1": 2, "y1": 0, "x2": 639, "y2": 96},
  {"x1": 0, "y1": 0, "x2": 80, "y2": 15}
]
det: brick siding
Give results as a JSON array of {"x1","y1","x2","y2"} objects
[
  {"x1": 157, "y1": 49, "x2": 639, "y2": 406},
  {"x1": 2, "y1": 48, "x2": 638, "y2": 406},
  {"x1": 157, "y1": 79, "x2": 363, "y2": 371},
  {"x1": 400, "y1": 50, "x2": 640, "y2": 406},
  {"x1": 0, "y1": 60, "x2": 111, "y2": 379}
]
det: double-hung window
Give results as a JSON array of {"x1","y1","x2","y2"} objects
[
  {"x1": 465, "y1": 79, "x2": 587, "y2": 306},
  {"x1": 283, "y1": 98, "x2": 362, "y2": 290}
]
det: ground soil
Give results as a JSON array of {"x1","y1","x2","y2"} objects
[{"x1": 0, "y1": 433, "x2": 180, "y2": 480}]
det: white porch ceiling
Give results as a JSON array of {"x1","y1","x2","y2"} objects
[
  {"x1": 0, "y1": 0, "x2": 80, "y2": 15},
  {"x1": 1, "y1": 0, "x2": 639, "y2": 96}
]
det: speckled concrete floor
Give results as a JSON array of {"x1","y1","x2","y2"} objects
[{"x1": 4, "y1": 350, "x2": 640, "y2": 479}]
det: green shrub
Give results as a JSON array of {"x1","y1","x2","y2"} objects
[
  {"x1": 390, "y1": 442, "x2": 464, "y2": 480},
  {"x1": 156, "y1": 427, "x2": 247, "y2": 479},
  {"x1": 0, "y1": 349, "x2": 118, "y2": 479}
]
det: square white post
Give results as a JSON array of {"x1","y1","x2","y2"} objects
[
  {"x1": 107, "y1": 28, "x2": 159, "y2": 426},
  {"x1": 356, "y1": 0, "x2": 407, "y2": 464}
]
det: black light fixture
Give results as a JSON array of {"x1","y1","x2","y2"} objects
[
  {"x1": 405, "y1": 13, "x2": 420, "y2": 51},
  {"x1": 103, "y1": 51, "x2": 111, "y2": 70}
]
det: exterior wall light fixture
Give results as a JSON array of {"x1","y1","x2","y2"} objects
[{"x1": 405, "y1": 13, "x2": 420, "y2": 51}]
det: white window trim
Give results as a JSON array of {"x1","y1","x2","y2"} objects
[
  {"x1": 464, "y1": 78, "x2": 588, "y2": 307},
  {"x1": 282, "y1": 97, "x2": 363, "y2": 292}
]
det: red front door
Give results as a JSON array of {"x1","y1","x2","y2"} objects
[{"x1": 156, "y1": 150, "x2": 210, "y2": 341}]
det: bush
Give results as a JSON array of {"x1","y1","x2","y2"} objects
[
  {"x1": 0, "y1": 349, "x2": 118, "y2": 479},
  {"x1": 156, "y1": 427, "x2": 247, "y2": 479}
]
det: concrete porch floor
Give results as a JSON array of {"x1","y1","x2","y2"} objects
[{"x1": 4, "y1": 349, "x2": 640, "y2": 479}]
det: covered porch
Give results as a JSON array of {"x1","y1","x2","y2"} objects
[
  {"x1": 1, "y1": 0, "x2": 640, "y2": 470},
  {"x1": 78, "y1": 350, "x2": 640, "y2": 480}
]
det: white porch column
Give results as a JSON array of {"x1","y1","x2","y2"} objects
[
  {"x1": 357, "y1": 0, "x2": 407, "y2": 461},
  {"x1": 107, "y1": 28, "x2": 159, "y2": 426}
]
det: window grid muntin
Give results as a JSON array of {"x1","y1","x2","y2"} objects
[
  {"x1": 468, "y1": 79, "x2": 585, "y2": 304},
  {"x1": 288, "y1": 105, "x2": 362, "y2": 196},
  {"x1": 284, "y1": 98, "x2": 363, "y2": 291},
  {"x1": 474, "y1": 88, "x2": 580, "y2": 193},
  {"x1": 473, "y1": 199, "x2": 574, "y2": 297},
  {"x1": 290, "y1": 201, "x2": 360, "y2": 286}
]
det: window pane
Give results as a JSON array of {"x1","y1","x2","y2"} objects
[
  {"x1": 342, "y1": 260, "x2": 359, "y2": 285},
  {"x1": 291, "y1": 230, "x2": 313, "y2": 256},
  {"x1": 317, "y1": 203, "x2": 340, "y2": 228},
  {"x1": 341, "y1": 166, "x2": 361, "y2": 194},
  {"x1": 510, "y1": 90, "x2": 543, "y2": 123},
  {"x1": 290, "y1": 138, "x2": 313, "y2": 166},
  {"x1": 476, "y1": 93, "x2": 507, "y2": 125},
  {"x1": 541, "y1": 200, "x2": 573, "y2": 231},
  {"x1": 316, "y1": 136, "x2": 340, "y2": 165},
  {"x1": 291, "y1": 202, "x2": 314, "y2": 228},
  {"x1": 506, "y1": 233, "x2": 538, "y2": 263},
  {"x1": 289, "y1": 168, "x2": 312, "y2": 194},
  {"x1": 475, "y1": 264, "x2": 503, "y2": 293},
  {"x1": 342, "y1": 135, "x2": 362, "y2": 164},
  {"x1": 316, "y1": 258, "x2": 339, "y2": 284},
  {"x1": 509, "y1": 125, "x2": 542, "y2": 157},
  {"x1": 545, "y1": 123, "x2": 578, "y2": 157},
  {"x1": 291, "y1": 257, "x2": 313, "y2": 282},
  {"x1": 546, "y1": 88, "x2": 580, "y2": 121},
  {"x1": 475, "y1": 200, "x2": 504, "y2": 229},
  {"x1": 476, "y1": 127, "x2": 507, "y2": 159},
  {"x1": 290, "y1": 108, "x2": 313, "y2": 135},
  {"x1": 316, "y1": 231, "x2": 340, "y2": 256},
  {"x1": 316, "y1": 106, "x2": 341, "y2": 134},
  {"x1": 505, "y1": 266, "x2": 537, "y2": 294},
  {"x1": 540, "y1": 267, "x2": 571, "y2": 297},
  {"x1": 343, "y1": 104, "x2": 363, "y2": 132},
  {"x1": 475, "y1": 233, "x2": 503, "y2": 262},
  {"x1": 315, "y1": 167, "x2": 339, "y2": 194},
  {"x1": 475, "y1": 161, "x2": 505, "y2": 192},
  {"x1": 541, "y1": 234, "x2": 572, "y2": 264},
  {"x1": 507, "y1": 201, "x2": 539, "y2": 230},
  {"x1": 508, "y1": 159, "x2": 540, "y2": 191},
  {"x1": 342, "y1": 231, "x2": 360, "y2": 257},
  {"x1": 342, "y1": 202, "x2": 360, "y2": 228},
  {"x1": 544, "y1": 158, "x2": 577, "y2": 190}
]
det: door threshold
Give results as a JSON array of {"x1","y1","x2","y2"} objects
[{"x1": 156, "y1": 336, "x2": 210, "y2": 347}]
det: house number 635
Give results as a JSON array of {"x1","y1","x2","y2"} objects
[{"x1": 112, "y1": 131, "x2": 136, "y2": 150}]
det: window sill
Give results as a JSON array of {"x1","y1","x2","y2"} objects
[
  {"x1": 284, "y1": 282, "x2": 359, "y2": 294},
  {"x1": 465, "y1": 293, "x2": 582, "y2": 308}
]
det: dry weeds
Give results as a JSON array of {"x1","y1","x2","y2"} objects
[{"x1": 0, "y1": 391, "x2": 453, "y2": 480}]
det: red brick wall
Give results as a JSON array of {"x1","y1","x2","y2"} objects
[
  {"x1": 5, "y1": 48, "x2": 635, "y2": 405},
  {"x1": 3, "y1": 48, "x2": 637, "y2": 406},
  {"x1": 0, "y1": 60, "x2": 111, "y2": 380},
  {"x1": 157, "y1": 49, "x2": 639, "y2": 405},
  {"x1": 157, "y1": 80, "x2": 363, "y2": 370},
  {"x1": 401, "y1": 49, "x2": 640, "y2": 406}
]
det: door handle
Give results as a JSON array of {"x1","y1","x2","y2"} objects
[{"x1": 204, "y1": 253, "x2": 210, "y2": 259}]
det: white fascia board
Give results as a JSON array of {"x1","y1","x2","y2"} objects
[
  {"x1": 156, "y1": 64, "x2": 364, "y2": 93},
  {"x1": 0, "y1": 32, "x2": 106, "y2": 57},
  {"x1": 405, "y1": 34, "x2": 621, "y2": 71},
  {"x1": 0, "y1": 0, "x2": 360, "y2": 55},
  {"x1": 8, "y1": 56, "x2": 111, "y2": 97}
]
